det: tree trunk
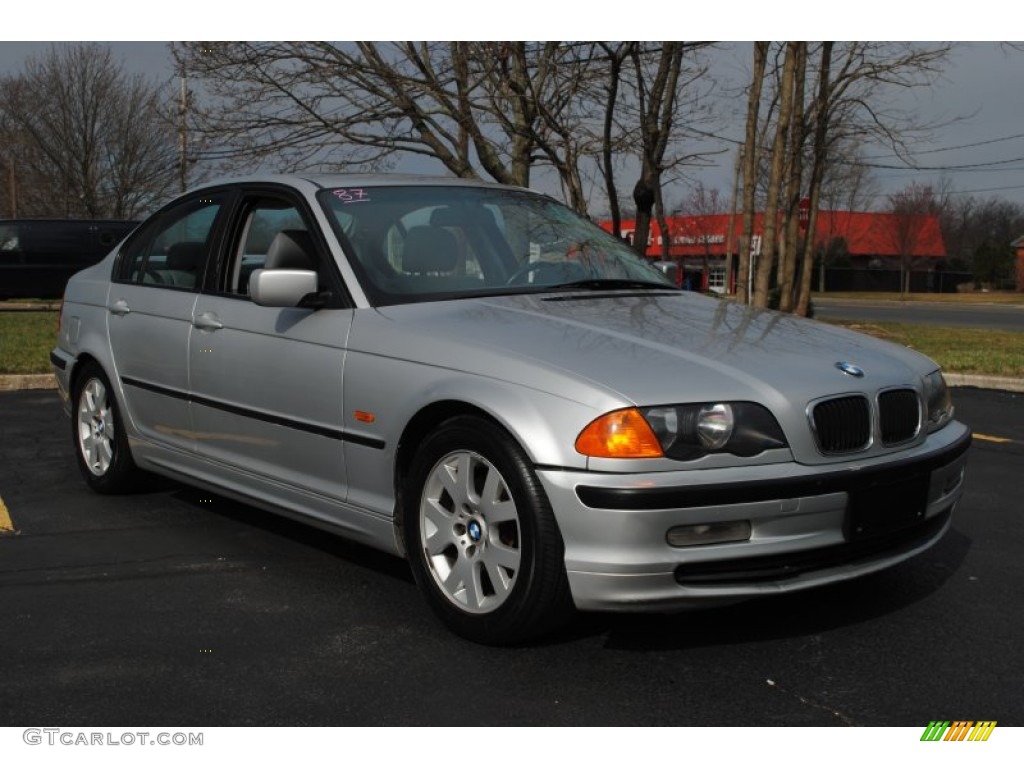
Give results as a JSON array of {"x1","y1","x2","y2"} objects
[
  {"x1": 598, "y1": 43, "x2": 629, "y2": 238},
  {"x1": 654, "y1": 182, "x2": 672, "y2": 261},
  {"x1": 737, "y1": 42, "x2": 769, "y2": 305},
  {"x1": 753, "y1": 43, "x2": 797, "y2": 308},
  {"x1": 778, "y1": 42, "x2": 807, "y2": 313},
  {"x1": 725, "y1": 149, "x2": 741, "y2": 294},
  {"x1": 795, "y1": 42, "x2": 834, "y2": 317},
  {"x1": 632, "y1": 175, "x2": 655, "y2": 257}
]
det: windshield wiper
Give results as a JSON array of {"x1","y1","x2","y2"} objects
[{"x1": 546, "y1": 279, "x2": 679, "y2": 292}]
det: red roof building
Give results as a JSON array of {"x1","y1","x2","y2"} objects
[
  {"x1": 601, "y1": 210, "x2": 946, "y2": 293},
  {"x1": 604, "y1": 210, "x2": 946, "y2": 260}
]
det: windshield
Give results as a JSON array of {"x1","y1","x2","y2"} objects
[{"x1": 316, "y1": 185, "x2": 675, "y2": 305}]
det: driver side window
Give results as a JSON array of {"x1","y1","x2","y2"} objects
[{"x1": 225, "y1": 199, "x2": 307, "y2": 296}]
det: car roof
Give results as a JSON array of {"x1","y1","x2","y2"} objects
[
  {"x1": 188, "y1": 173, "x2": 529, "y2": 194},
  {"x1": 0, "y1": 218, "x2": 137, "y2": 225}
]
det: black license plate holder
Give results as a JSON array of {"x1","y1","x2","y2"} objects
[{"x1": 845, "y1": 473, "x2": 929, "y2": 541}]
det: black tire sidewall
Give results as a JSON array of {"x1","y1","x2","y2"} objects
[{"x1": 402, "y1": 415, "x2": 569, "y2": 644}]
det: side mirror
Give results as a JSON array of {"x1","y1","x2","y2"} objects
[{"x1": 250, "y1": 269, "x2": 319, "y2": 308}]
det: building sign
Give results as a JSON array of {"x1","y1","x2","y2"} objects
[
  {"x1": 619, "y1": 228, "x2": 725, "y2": 247},
  {"x1": 671, "y1": 233, "x2": 725, "y2": 246}
]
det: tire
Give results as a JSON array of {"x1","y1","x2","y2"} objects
[
  {"x1": 403, "y1": 415, "x2": 574, "y2": 645},
  {"x1": 71, "y1": 362, "x2": 143, "y2": 493}
]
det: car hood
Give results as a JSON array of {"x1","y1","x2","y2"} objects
[{"x1": 366, "y1": 291, "x2": 937, "y2": 412}]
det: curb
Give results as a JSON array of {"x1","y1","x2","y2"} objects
[
  {"x1": 0, "y1": 374, "x2": 57, "y2": 392},
  {"x1": 944, "y1": 374, "x2": 1024, "y2": 394}
]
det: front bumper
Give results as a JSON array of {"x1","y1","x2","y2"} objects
[{"x1": 538, "y1": 422, "x2": 970, "y2": 612}]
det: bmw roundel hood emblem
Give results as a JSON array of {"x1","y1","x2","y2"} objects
[{"x1": 835, "y1": 361, "x2": 865, "y2": 377}]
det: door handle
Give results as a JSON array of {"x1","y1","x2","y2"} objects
[
  {"x1": 192, "y1": 312, "x2": 223, "y2": 331},
  {"x1": 108, "y1": 299, "x2": 131, "y2": 316}
]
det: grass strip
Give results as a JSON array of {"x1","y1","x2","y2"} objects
[
  {"x1": 0, "y1": 311, "x2": 57, "y2": 374},
  {"x1": 813, "y1": 291, "x2": 1024, "y2": 305},
  {"x1": 829, "y1": 321, "x2": 1024, "y2": 377}
]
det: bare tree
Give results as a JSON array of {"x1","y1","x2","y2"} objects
[
  {"x1": 795, "y1": 42, "x2": 834, "y2": 312},
  {"x1": 0, "y1": 43, "x2": 178, "y2": 219},
  {"x1": 817, "y1": 144, "x2": 878, "y2": 214},
  {"x1": 176, "y1": 42, "x2": 718, "y2": 227},
  {"x1": 626, "y1": 43, "x2": 687, "y2": 258},
  {"x1": 594, "y1": 43, "x2": 634, "y2": 238},
  {"x1": 173, "y1": 42, "x2": 603, "y2": 206},
  {"x1": 794, "y1": 42, "x2": 953, "y2": 312},
  {"x1": 585, "y1": 42, "x2": 715, "y2": 255},
  {"x1": 736, "y1": 41, "x2": 953, "y2": 312},
  {"x1": 941, "y1": 194, "x2": 1024, "y2": 262},
  {"x1": 678, "y1": 182, "x2": 725, "y2": 285},
  {"x1": 0, "y1": 126, "x2": 51, "y2": 217},
  {"x1": 500, "y1": 42, "x2": 602, "y2": 213},
  {"x1": 888, "y1": 182, "x2": 945, "y2": 296}
]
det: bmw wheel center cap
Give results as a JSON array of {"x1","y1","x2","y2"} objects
[{"x1": 467, "y1": 520, "x2": 482, "y2": 542}]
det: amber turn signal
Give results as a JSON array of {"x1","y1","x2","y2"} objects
[{"x1": 575, "y1": 408, "x2": 664, "y2": 459}]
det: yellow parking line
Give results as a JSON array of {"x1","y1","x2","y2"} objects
[
  {"x1": 0, "y1": 495, "x2": 13, "y2": 532},
  {"x1": 973, "y1": 433, "x2": 1013, "y2": 444}
]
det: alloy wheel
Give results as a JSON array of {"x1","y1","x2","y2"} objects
[
  {"x1": 419, "y1": 450, "x2": 522, "y2": 614},
  {"x1": 77, "y1": 377, "x2": 115, "y2": 476}
]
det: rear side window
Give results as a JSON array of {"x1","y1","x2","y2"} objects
[{"x1": 117, "y1": 196, "x2": 223, "y2": 291}]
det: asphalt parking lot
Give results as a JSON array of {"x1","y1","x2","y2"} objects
[{"x1": 0, "y1": 387, "x2": 1021, "y2": 726}]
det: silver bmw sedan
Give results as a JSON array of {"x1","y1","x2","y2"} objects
[{"x1": 51, "y1": 175, "x2": 970, "y2": 644}]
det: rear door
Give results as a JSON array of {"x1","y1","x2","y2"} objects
[{"x1": 106, "y1": 190, "x2": 231, "y2": 454}]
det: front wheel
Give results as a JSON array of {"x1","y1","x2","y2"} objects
[
  {"x1": 403, "y1": 416, "x2": 573, "y2": 644},
  {"x1": 72, "y1": 362, "x2": 143, "y2": 493}
]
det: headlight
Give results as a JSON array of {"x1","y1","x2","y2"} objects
[
  {"x1": 576, "y1": 402, "x2": 787, "y2": 460},
  {"x1": 696, "y1": 403, "x2": 734, "y2": 449},
  {"x1": 923, "y1": 370, "x2": 954, "y2": 432}
]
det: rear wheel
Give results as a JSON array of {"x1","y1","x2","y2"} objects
[
  {"x1": 403, "y1": 415, "x2": 573, "y2": 644},
  {"x1": 72, "y1": 362, "x2": 143, "y2": 493}
]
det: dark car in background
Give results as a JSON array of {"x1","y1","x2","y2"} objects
[{"x1": 0, "y1": 219, "x2": 138, "y2": 299}]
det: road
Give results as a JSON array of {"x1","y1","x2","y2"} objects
[
  {"x1": 0, "y1": 388, "x2": 1021, "y2": 726},
  {"x1": 814, "y1": 298, "x2": 1024, "y2": 332}
]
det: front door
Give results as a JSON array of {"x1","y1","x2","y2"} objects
[{"x1": 187, "y1": 190, "x2": 353, "y2": 505}]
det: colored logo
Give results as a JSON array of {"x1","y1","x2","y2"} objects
[{"x1": 920, "y1": 721, "x2": 996, "y2": 741}]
